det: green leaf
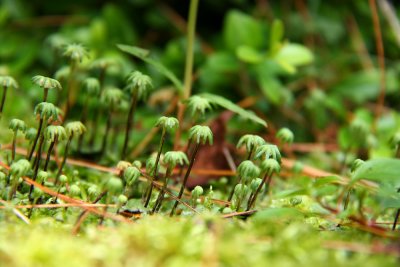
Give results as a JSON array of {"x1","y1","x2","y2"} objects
[
  {"x1": 274, "y1": 43, "x2": 313, "y2": 74},
  {"x1": 236, "y1": 45, "x2": 264, "y2": 64},
  {"x1": 223, "y1": 10, "x2": 264, "y2": 51},
  {"x1": 258, "y1": 75, "x2": 282, "y2": 105},
  {"x1": 351, "y1": 158, "x2": 400, "y2": 184},
  {"x1": 253, "y1": 207, "x2": 303, "y2": 223},
  {"x1": 117, "y1": 44, "x2": 183, "y2": 93},
  {"x1": 313, "y1": 176, "x2": 341, "y2": 187},
  {"x1": 270, "y1": 19, "x2": 284, "y2": 55},
  {"x1": 200, "y1": 93, "x2": 267, "y2": 127}
]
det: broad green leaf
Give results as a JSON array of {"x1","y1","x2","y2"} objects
[
  {"x1": 352, "y1": 158, "x2": 400, "y2": 184},
  {"x1": 236, "y1": 45, "x2": 264, "y2": 64},
  {"x1": 253, "y1": 207, "x2": 303, "y2": 223},
  {"x1": 200, "y1": 93, "x2": 267, "y2": 127},
  {"x1": 258, "y1": 75, "x2": 282, "y2": 105},
  {"x1": 117, "y1": 44, "x2": 183, "y2": 93},
  {"x1": 274, "y1": 43, "x2": 313, "y2": 73},
  {"x1": 223, "y1": 10, "x2": 264, "y2": 51},
  {"x1": 270, "y1": 19, "x2": 284, "y2": 55}
]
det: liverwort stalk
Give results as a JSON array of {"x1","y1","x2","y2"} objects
[
  {"x1": 55, "y1": 121, "x2": 86, "y2": 184},
  {"x1": 191, "y1": 186, "x2": 203, "y2": 208},
  {"x1": 28, "y1": 102, "x2": 60, "y2": 161},
  {"x1": 227, "y1": 160, "x2": 259, "y2": 202},
  {"x1": 8, "y1": 119, "x2": 27, "y2": 163},
  {"x1": 0, "y1": 76, "x2": 18, "y2": 119},
  {"x1": 100, "y1": 88, "x2": 123, "y2": 157},
  {"x1": 32, "y1": 75, "x2": 62, "y2": 102},
  {"x1": 153, "y1": 151, "x2": 188, "y2": 213},
  {"x1": 43, "y1": 125, "x2": 67, "y2": 171},
  {"x1": 144, "y1": 116, "x2": 179, "y2": 208},
  {"x1": 8, "y1": 159, "x2": 30, "y2": 200},
  {"x1": 246, "y1": 158, "x2": 281, "y2": 211},
  {"x1": 122, "y1": 71, "x2": 153, "y2": 159},
  {"x1": 237, "y1": 134, "x2": 265, "y2": 160},
  {"x1": 170, "y1": 125, "x2": 213, "y2": 216}
]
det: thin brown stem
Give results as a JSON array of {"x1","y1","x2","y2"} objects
[
  {"x1": 144, "y1": 128, "x2": 166, "y2": 208},
  {"x1": 246, "y1": 172, "x2": 271, "y2": 211},
  {"x1": 11, "y1": 132, "x2": 17, "y2": 162},
  {"x1": 55, "y1": 135, "x2": 73, "y2": 184},
  {"x1": 27, "y1": 118, "x2": 44, "y2": 161},
  {"x1": 170, "y1": 143, "x2": 200, "y2": 216},
  {"x1": 0, "y1": 86, "x2": 8, "y2": 117},
  {"x1": 153, "y1": 167, "x2": 173, "y2": 213},
  {"x1": 43, "y1": 138, "x2": 57, "y2": 172}
]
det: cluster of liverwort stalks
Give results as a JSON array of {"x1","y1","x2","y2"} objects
[{"x1": 0, "y1": 39, "x2": 296, "y2": 222}]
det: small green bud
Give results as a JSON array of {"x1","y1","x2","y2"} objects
[
  {"x1": 255, "y1": 144, "x2": 281, "y2": 163},
  {"x1": 82, "y1": 77, "x2": 100, "y2": 96},
  {"x1": 88, "y1": 185, "x2": 99, "y2": 197},
  {"x1": 237, "y1": 134, "x2": 265, "y2": 152},
  {"x1": 32, "y1": 75, "x2": 62, "y2": 90},
  {"x1": 37, "y1": 171, "x2": 49, "y2": 184},
  {"x1": 188, "y1": 125, "x2": 213, "y2": 145},
  {"x1": 33, "y1": 187, "x2": 43, "y2": 199},
  {"x1": 0, "y1": 76, "x2": 18, "y2": 89},
  {"x1": 124, "y1": 166, "x2": 141, "y2": 186},
  {"x1": 126, "y1": 71, "x2": 153, "y2": 99},
  {"x1": 63, "y1": 43, "x2": 89, "y2": 63},
  {"x1": 186, "y1": 95, "x2": 212, "y2": 118},
  {"x1": 69, "y1": 184, "x2": 81, "y2": 197},
  {"x1": 117, "y1": 161, "x2": 132, "y2": 173},
  {"x1": 9, "y1": 119, "x2": 27, "y2": 133},
  {"x1": 163, "y1": 151, "x2": 189, "y2": 169},
  {"x1": 237, "y1": 160, "x2": 259, "y2": 183},
  {"x1": 260, "y1": 159, "x2": 281, "y2": 176},
  {"x1": 250, "y1": 178, "x2": 262, "y2": 193},
  {"x1": 234, "y1": 184, "x2": 248, "y2": 197},
  {"x1": 10, "y1": 159, "x2": 31, "y2": 177},
  {"x1": 106, "y1": 177, "x2": 123, "y2": 195},
  {"x1": 59, "y1": 174, "x2": 68, "y2": 184},
  {"x1": 276, "y1": 127, "x2": 294, "y2": 144},
  {"x1": 117, "y1": 194, "x2": 128, "y2": 205},
  {"x1": 155, "y1": 116, "x2": 179, "y2": 131},
  {"x1": 132, "y1": 160, "x2": 142, "y2": 169},
  {"x1": 191, "y1": 186, "x2": 204, "y2": 200},
  {"x1": 25, "y1": 128, "x2": 38, "y2": 142}
]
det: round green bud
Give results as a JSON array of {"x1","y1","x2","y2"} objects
[
  {"x1": 37, "y1": 171, "x2": 49, "y2": 184},
  {"x1": 88, "y1": 185, "x2": 99, "y2": 197},
  {"x1": 276, "y1": 127, "x2": 294, "y2": 144},
  {"x1": 191, "y1": 186, "x2": 204, "y2": 199},
  {"x1": 250, "y1": 178, "x2": 263, "y2": 193},
  {"x1": 106, "y1": 177, "x2": 123, "y2": 195},
  {"x1": 117, "y1": 194, "x2": 128, "y2": 205},
  {"x1": 59, "y1": 174, "x2": 68, "y2": 184},
  {"x1": 69, "y1": 184, "x2": 81, "y2": 197}
]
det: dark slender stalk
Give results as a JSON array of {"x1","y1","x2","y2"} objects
[
  {"x1": 178, "y1": 139, "x2": 192, "y2": 181},
  {"x1": 144, "y1": 129, "x2": 166, "y2": 208},
  {"x1": 0, "y1": 86, "x2": 8, "y2": 117},
  {"x1": 246, "y1": 172, "x2": 271, "y2": 211},
  {"x1": 11, "y1": 132, "x2": 17, "y2": 162},
  {"x1": 43, "y1": 137, "x2": 57, "y2": 172},
  {"x1": 247, "y1": 145, "x2": 254, "y2": 160},
  {"x1": 27, "y1": 119, "x2": 44, "y2": 161},
  {"x1": 28, "y1": 134, "x2": 45, "y2": 201},
  {"x1": 152, "y1": 167, "x2": 173, "y2": 213},
  {"x1": 392, "y1": 209, "x2": 400, "y2": 231},
  {"x1": 43, "y1": 88, "x2": 48, "y2": 102},
  {"x1": 121, "y1": 92, "x2": 138, "y2": 159},
  {"x1": 55, "y1": 135, "x2": 73, "y2": 185},
  {"x1": 228, "y1": 176, "x2": 242, "y2": 202},
  {"x1": 100, "y1": 112, "x2": 113, "y2": 157},
  {"x1": 170, "y1": 143, "x2": 200, "y2": 216},
  {"x1": 8, "y1": 175, "x2": 17, "y2": 200}
]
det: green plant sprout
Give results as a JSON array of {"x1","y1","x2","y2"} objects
[
  {"x1": 32, "y1": 75, "x2": 62, "y2": 102},
  {"x1": 43, "y1": 125, "x2": 67, "y2": 171},
  {"x1": 254, "y1": 144, "x2": 282, "y2": 163},
  {"x1": 246, "y1": 158, "x2": 281, "y2": 210},
  {"x1": 55, "y1": 121, "x2": 86, "y2": 183},
  {"x1": 9, "y1": 119, "x2": 27, "y2": 162},
  {"x1": 276, "y1": 127, "x2": 294, "y2": 144},
  {"x1": 144, "y1": 116, "x2": 179, "y2": 208},
  {"x1": 237, "y1": 134, "x2": 265, "y2": 160},
  {"x1": 123, "y1": 166, "x2": 141, "y2": 194},
  {"x1": 152, "y1": 151, "x2": 189, "y2": 213},
  {"x1": 186, "y1": 95, "x2": 212, "y2": 122},
  {"x1": 122, "y1": 71, "x2": 153, "y2": 159},
  {"x1": 227, "y1": 160, "x2": 259, "y2": 202},
  {"x1": 8, "y1": 159, "x2": 31, "y2": 200},
  {"x1": 0, "y1": 76, "x2": 18, "y2": 119},
  {"x1": 170, "y1": 125, "x2": 213, "y2": 216},
  {"x1": 234, "y1": 183, "x2": 249, "y2": 211},
  {"x1": 191, "y1": 185, "x2": 203, "y2": 208},
  {"x1": 100, "y1": 88, "x2": 123, "y2": 156},
  {"x1": 28, "y1": 102, "x2": 60, "y2": 161}
]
